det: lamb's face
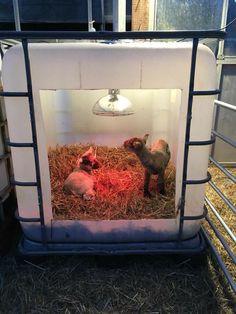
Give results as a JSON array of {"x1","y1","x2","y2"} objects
[
  {"x1": 77, "y1": 147, "x2": 100, "y2": 172},
  {"x1": 81, "y1": 154, "x2": 100, "y2": 169},
  {"x1": 123, "y1": 137, "x2": 144, "y2": 152}
]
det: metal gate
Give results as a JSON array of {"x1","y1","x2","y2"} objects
[{"x1": 202, "y1": 99, "x2": 236, "y2": 293}]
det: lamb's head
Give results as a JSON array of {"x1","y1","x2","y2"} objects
[
  {"x1": 152, "y1": 139, "x2": 170, "y2": 153},
  {"x1": 123, "y1": 134, "x2": 149, "y2": 152},
  {"x1": 77, "y1": 147, "x2": 99, "y2": 172},
  {"x1": 152, "y1": 139, "x2": 171, "y2": 161}
]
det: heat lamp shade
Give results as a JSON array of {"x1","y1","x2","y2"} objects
[{"x1": 92, "y1": 93, "x2": 134, "y2": 116}]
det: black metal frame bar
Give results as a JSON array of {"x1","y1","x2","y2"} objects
[
  {"x1": 181, "y1": 205, "x2": 208, "y2": 221},
  {"x1": 0, "y1": 29, "x2": 225, "y2": 246},
  {"x1": 191, "y1": 89, "x2": 221, "y2": 96},
  {"x1": 0, "y1": 30, "x2": 226, "y2": 40},
  {"x1": 21, "y1": 39, "x2": 47, "y2": 244},
  {"x1": 185, "y1": 171, "x2": 211, "y2": 185},
  {"x1": 5, "y1": 140, "x2": 34, "y2": 148},
  {"x1": 0, "y1": 44, "x2": 4, "y2": 59},
  {"x1": 0, "y1": 92, "x2": 29, "y2": 97},
  {"x1": 178, "y1": 37, "x2": 199, "y2": 240},
  {"x1": 10, "y1": 179, "x2": 37, "y2": 187},
  {"x1": 15, "y1": 211, "x2": 40, "y2": 223},
  {"x1": 187, "y1": 136, "x2": 215, "y2": 146}
]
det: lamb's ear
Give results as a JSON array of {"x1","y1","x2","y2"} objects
[
  {"x1": 133, "y1": 141, "x2": 142, "y2": 149},
  {"x1": 88, "y1": 146, "x2": 93, "y2": 154},
  {"x1": 166, "y1": 144, "x2": 171, "y2": 156},
  {"x1": 76, "y1": 158, "x2": 83, "y2": 166},
  {"x1": 143, "y1": 134, "x2": 149, "y2": 144},
  {"x1": 82, "y1": 146, "x2": 93, "y2": 157}
]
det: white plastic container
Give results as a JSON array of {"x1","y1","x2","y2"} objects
[{"x1": 2, "y1": 42, "x2": 217, "y2": 245}]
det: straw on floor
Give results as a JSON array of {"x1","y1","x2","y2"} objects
[{"x1": 48, "y1": 144, "x2": 176, "y2": 220}]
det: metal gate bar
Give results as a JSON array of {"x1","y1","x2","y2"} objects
[
  {"x1": 208, "y1": 180, "x2": 236, "y2": 214},
  {"x1": 203, "y1": 66, "x2": 236, "y2": 294},
  {"x1": 201, "y1": 227, "x2": 236, "y2": 293},
  {"x1": 205, "y1": 215, "x2": 236, "y2": 264},
  {"x1": 215, "y1": 99, "x2": 236, "y2": 112},
  {"x1": 209, "y1": 156, "x2": 236, "y2": 184},
  {"x1": 205, "y1": 197, "x2": 236, "y2": 243},
  {"x1": 212, "y1": 130, "x2": 236, "y2": 148}
]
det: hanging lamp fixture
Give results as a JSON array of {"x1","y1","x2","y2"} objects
[{"x1": 92, "y1": 89, "x2": 134, "y2": 116}]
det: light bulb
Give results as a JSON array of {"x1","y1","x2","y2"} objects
[{"x1": 92, "y1": 89, "x2": 134, "y2": 116}]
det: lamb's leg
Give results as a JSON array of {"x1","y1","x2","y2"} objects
[
  {"x1": 157, "y1": 171, "x2": 166, "y2": 195},
  {"x1": 144, "y1": 169, "x2": 152, "y2": 197}
]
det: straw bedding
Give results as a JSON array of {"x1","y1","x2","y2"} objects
[
  {"x1": 205, "y1": 165, "x2": 236, "y2": 280},
  {"x1": 48, "y1": 144, "x2": 176, "y2": 220}
]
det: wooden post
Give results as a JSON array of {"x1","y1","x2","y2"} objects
[{"x1": 132, "y1": 0, "x2": 150, "y2": 31}]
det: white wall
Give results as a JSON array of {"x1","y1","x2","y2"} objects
[{"x1": 40, "y1": 89, "x2": 181, "y2": 165}]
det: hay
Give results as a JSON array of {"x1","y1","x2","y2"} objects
[
  {"x1": 1, "y1": 254, "x2": 235, "y2": 313},
  {"x1": 48, "y1": 144, "x2": 176, "y2": 220}
]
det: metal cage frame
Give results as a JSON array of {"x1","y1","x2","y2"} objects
[{"x1": 1, "y1": 30, "x2": 235, "y2": 294}]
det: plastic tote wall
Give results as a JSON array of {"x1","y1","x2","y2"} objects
[{"x1": 2, "y1": 42, "x2": 217, "y2": 251}]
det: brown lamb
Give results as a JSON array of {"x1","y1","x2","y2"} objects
[{"x1": 124, "y1": 134, "x2": 171, "y2": 197}]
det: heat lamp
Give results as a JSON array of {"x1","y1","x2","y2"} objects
[{"x1": 92, "y1": 89, "x2": 134, "y2": 116}]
